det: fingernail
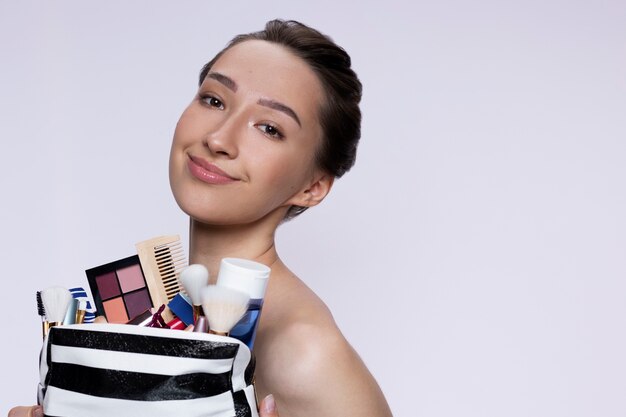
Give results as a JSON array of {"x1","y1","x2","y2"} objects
[
  {"x1": 262, "y1": 394, "x2": 276, "y2": 414},
  {"x1": 33, "y1": 406, "x2": 44, "y2": 417}
]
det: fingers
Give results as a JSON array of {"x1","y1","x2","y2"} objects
[
  {"x1": 259, "y1": 394, "x2": 278, "y2": 417},
  {"x1": 7, "y1": 406, "x2": 43, "y2": 417},
  {"x1": 9, "y1": 397, "x2": 273, "y2": 417}
]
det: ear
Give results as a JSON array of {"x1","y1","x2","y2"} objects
[{"x1": 286, "y1": 174, "x2": 335, "y2": 208}]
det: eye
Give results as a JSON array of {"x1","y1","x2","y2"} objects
[
  {"x1": 257, "y1": 123, "x2": 284, "y2": 139},
  {"x1": 199, "y1": 94, "x2": 224, "y2": 110}
]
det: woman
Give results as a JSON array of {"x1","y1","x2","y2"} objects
[{"x1": 10, "y1": 19, "x2": 392, "y2": 417}]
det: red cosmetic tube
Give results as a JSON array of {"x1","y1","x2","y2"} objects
[{"x1": 167, "y1": 317, "x2": 186, "y2": 330}]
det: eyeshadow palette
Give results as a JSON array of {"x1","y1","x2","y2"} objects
[{"x1": 86, "y1": 255, "x2": 154, "y2": 323}]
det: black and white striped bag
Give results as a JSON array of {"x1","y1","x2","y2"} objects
[{"x1": 38, "y1": 324, "x2": 258, "y2": 417}]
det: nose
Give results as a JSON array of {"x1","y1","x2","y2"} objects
[{"x1": 203, "y1": 111, "x2": 245, "y2": 159}]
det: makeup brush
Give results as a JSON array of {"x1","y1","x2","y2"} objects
[
  {"x1": 41, "y1": 286, "x2": 72, "y2": 333},
  {"x1": 180, "y1": 264, "x2": 210, "y2": 324},
  {"x1": 75, "y1": 299, "x2": 87, "y2": 324},
  {"x1": 201, "y1": 285, "x2": 250, "y2": 336},
  {"x1": 36, "y1": 291, "x2": 49, "y2": 338}
]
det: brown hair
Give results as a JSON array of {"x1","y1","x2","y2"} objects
[{"x1": 199, "y1": 19, "x2": 363, "y2": 219}]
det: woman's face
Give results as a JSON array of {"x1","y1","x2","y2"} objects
[{"x1": 169, "y1": 40, "x2": 326, "y2": 225}]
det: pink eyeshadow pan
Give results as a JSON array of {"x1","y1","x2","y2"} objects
[
  {"x1": 103, "y1": 298, "x2": 128, "y2": 323},
  {"x1": 117, "y1": 264, "x2": 145, "y2": 293}
]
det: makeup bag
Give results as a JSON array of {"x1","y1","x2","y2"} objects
[{"x1": 38, "y1": 324, "x2": 258, "y2": 417}]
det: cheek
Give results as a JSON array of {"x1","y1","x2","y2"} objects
[
  {"x1": 168, "y1": 138, "x2": 186, "y2": 192},
  {"x1": 248, "y1": 146, "x2": 310, "y2": 187},
  {"x1": 246, "y1": 147, "x2": 317, "y2": 211},
  {"x1": 169, "y1": 120, "x2": 197, "y2": 209},
  {"x1": 172, "y1": 109, "x2": 198, "y2": 148},
  {"x1": 172, "y1": 103, "x2": 220, "y2": 149}
]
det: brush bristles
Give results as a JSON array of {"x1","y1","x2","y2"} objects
[
  {"x1": 181, "y1": 264, "x2": 209, "y2": 306},
  {"x1": 36, "y1": 291, "x2": 45, "y2": 317},
  {"x1": 41, "y1": 286, "x2": 72, "y2": 323},
  {"x1": 201, "y1": 286, "x2": 249, "y2": 334}
]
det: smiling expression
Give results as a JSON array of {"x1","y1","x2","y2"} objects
[{"x1": 169, "y1": 40, "x2": 326, "y2": 225}]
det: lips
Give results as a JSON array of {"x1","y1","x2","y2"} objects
[{"x1": 187, "y1": 155, "x2": 239, "y2": 185}]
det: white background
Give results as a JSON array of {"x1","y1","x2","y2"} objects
[{"x1": 1, "y1": 1, "x2": 625, "y2": 416}]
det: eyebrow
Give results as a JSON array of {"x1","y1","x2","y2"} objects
[
  {"x1": 257, "y1": 98, "x2": 301, "y2": 127},
  {"x1": 206, "y1": 71, "x2": 301, "y2": 127},
  {"x1": 206, "y1": 72, "x2": 237, "y2": 92}
]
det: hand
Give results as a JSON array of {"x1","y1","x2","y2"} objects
[
  {"x1": 8, "y1": 396, "x2": 279, "y2": 417},
  {"x1": 7, "y1": 406, "x2": 42, "y2": 417},
  {"x1": 259, "y1": 394, "x2": 279, "y2": 417}
]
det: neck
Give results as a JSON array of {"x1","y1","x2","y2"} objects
[{"x1": 188, "y1": 210, "x2": 284, "y2": 280}]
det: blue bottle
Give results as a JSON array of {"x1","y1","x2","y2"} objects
[{"x1": 216, "y1": 258, "x2": 270, "y2": 350}]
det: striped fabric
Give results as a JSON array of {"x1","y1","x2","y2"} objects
[{"x1": 38, "y1": 324, "x2": 258, "y2": 417}]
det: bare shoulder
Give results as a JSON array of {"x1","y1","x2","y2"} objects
[{"x1": 254, "y1": 267, "x2": 392, "y2": 417}]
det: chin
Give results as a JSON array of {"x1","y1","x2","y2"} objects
[
  {"x1": 185, "y1": 199, "x2": 288, "y2": 228},
  {"x1": 172, "y1": 192, "x2": 265, "y2": 227},
  {"x1": 169, "y1": 174, "x2": 290, "y2": 228}
]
